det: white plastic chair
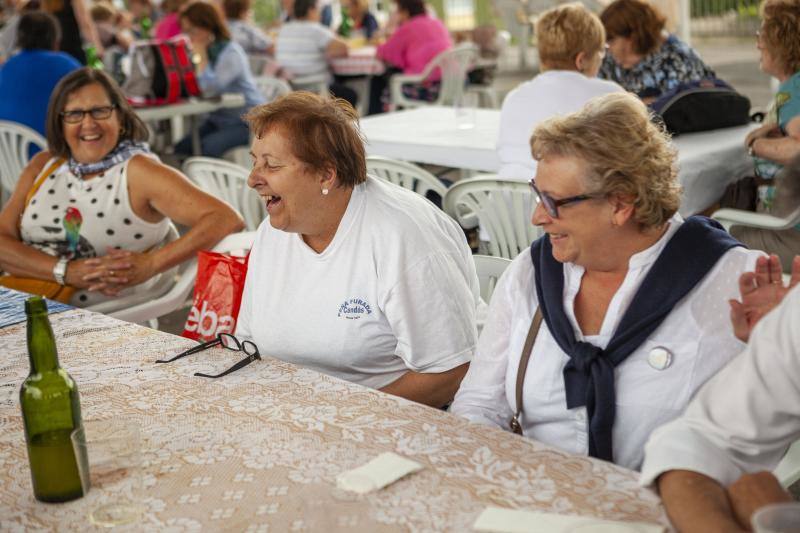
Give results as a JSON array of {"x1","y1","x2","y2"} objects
[
  {"x1": 253, "y1": 75, "x2": 293, "y2": 102},
  {"x1": 775, "y1": 440, "x2": 800, "y2": 489},
  {"x1": 465, "y1": 31, "x2": 508, "y2": 110},
  {"x1": 182, "y1": 157, "x2": 266, "y2": 231},
  {"x1": 0, "y1": 120, "x2": 47, "y2": 197},
  {"x1": 444, "y1": 175, "x2": 542, "y2": 260},
  {"x1": 712, "y1": 207, "x2": 800, "y2": 233},
  {"x1": 473, "y1": 254, "x2": 511, "y2": 303},
  {"x1": 288, "y1": 72, "x2": 329, "y2": 96},
  {"x1": 88, "y1": 230, "x2": 257, "y2": 327},
  {"x1": 366, "y1": 156, "x2": 448, "y2": 200},
  {"x1": 390, "y1": 43, "x2": 479, "y2": 110},
  {"x1": 712, "y1": 206, "x2": 800, "y2": 275}
]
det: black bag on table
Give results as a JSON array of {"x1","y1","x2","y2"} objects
[
  {"x1": 649, "y1": 78, "x2": 751, "y2": 135},
  {"x1": 123, "y1": 38, "x2": 201, "y2": 106}
]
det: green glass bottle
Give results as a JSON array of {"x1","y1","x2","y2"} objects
[
  {"x1": 339, "y1": 6, "x2": 353, "y2": 38},
  {"x1": 139, "y1": 16, "x2": 152, "y2": 40},
  {"x1": 84, "y1": 44, "x2": 104, "y2": 70},
  {"x1": 20, "y1": 296, "x2": 87, "y2": 503}
]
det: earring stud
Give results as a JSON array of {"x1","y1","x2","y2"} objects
[{"x1": 322, "y1": 188, "x2": 329, "y2": 195}]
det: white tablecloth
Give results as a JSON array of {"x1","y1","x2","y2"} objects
[{"x1": 360, "y1": 107, "x2": 757, "y2": 215}]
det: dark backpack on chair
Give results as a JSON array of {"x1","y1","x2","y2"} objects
[{"x1": 649, "y1": 79, "x2": 751, "y2": 135}]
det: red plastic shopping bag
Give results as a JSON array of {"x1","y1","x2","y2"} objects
[{"x1": 182, "y1": 251, "x2": 249, "y2": 341}]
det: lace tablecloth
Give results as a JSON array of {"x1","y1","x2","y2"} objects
[{"x1": 0, "y1": 310, "x2": 669, "y2": 531}]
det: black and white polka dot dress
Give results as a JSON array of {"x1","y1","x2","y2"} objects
[{"x1": 20, "y1": 157, "x2": 171, "y2": 306}]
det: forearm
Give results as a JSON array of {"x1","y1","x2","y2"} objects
[
  {"x1": 657, "y1": 470, "x2": 746, "y2": 533},
  {"x1": 0, "y1": 235, "x2": 60, "y2": 281},
  {"x1": 379, "y1": 363, "x2": 468, "y2": 408},
  {"x1": 72, "y1": 0, "x2": 103, "y2": 52},
  {"x1": 149, "y1": 211, "x2": 244, "y2": 275},
  {"x1": 752, "y1": 137, "x2": 800, "y2": 166}
]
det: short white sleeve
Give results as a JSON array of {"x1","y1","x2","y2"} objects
[{"x1": 384, "y1": 251, "x2": 477, "y2": 373}]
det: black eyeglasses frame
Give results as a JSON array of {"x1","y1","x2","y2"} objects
[{"x1": 155, "y1": 333, "x2": 261, "y2": 379}]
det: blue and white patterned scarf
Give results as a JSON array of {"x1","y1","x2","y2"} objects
[{"x1": 68, "y1": 140, "x2": 152, "y2": 177}]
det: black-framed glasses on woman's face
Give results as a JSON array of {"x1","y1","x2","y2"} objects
[
  {"x1": 529, "y1": 177, "x2": 602, "y2": 218},
  {"x1": 155, "y1": 333, "x2": 261, "y2": 378},
  {"x1": 60, "y1": 104, "x2": 117, "y2": 124}
]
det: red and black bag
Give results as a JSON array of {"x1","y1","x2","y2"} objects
[{"x1": 123, "y1": 38, "x2": 201, "y2": 105}]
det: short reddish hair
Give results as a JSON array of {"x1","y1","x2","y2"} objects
[{"x1": 244, "y1": 92, "x2": 367, "y2": 188}]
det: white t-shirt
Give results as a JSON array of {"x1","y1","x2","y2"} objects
[
  {"x1": 275, "y1": 20, "x2": 334, "y2": 83},
  {"x1": 496, "y1": 70, "x2": 624, "y2": 181},
  {"x1": 236, "y1": 176, "x2": 480, "y2": 389},
  {"x1": 450, "y1": 215, "x2": 763, "y2": 470}
]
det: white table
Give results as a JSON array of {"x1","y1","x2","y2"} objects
[
  {"x1": 360, "y1": 106, "x2": 758, "y2": 216},
  {"x1": 134, "y1": 94, "x2": 246, "y2": 155}
]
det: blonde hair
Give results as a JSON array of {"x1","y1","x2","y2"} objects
[
  {"x1": 535, "y1": 3, "x2": 605, "y2": 70},
  {"x1": 530, "y1": 92, "x2": 680, "y2": 229},
  {"x1": 761, "y1": 0, "x2": 800, "y2": 75}
]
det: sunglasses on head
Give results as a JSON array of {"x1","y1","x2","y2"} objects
[{"x1": 156, "y1": 333, "x2": 261, "y2": 378}]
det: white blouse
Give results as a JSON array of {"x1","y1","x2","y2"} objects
[{"x1": 450, "y1": 215, "x2": 763, "y2": 470}]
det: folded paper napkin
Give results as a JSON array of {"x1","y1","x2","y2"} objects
[
  {"x1": 473, "y1": 507, "x2": 666, "y2": 533},
  {"x1": 336, "y1": 452, "x2": 423, "y2": 494}
]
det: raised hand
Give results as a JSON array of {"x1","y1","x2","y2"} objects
[{"x1": 729, "y1": 254, "x2": 800, "y2": 342}]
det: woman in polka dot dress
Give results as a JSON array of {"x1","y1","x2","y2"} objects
[{"x1": 0, "y1": 68, "x2": 244, "y2": 306}]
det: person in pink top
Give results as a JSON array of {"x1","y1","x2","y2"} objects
[
  {"x1": 368, "y1": 0, "x2": 451, "y2": 114},
  {"x1": 154, "y1": 0, "x2": 188, "y2": 40}
]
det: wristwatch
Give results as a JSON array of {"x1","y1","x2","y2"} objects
[{"x1": 53, "y1": 258, "x2": 68, "y2": 286}]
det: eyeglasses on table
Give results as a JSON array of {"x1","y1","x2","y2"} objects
[{"x1": 155, "y1": 333, "x2": 261, "y2": 378}]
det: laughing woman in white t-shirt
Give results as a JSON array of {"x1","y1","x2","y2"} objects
[{"x1": 236, "y1": 92, "x2": 480, "y2": 407}]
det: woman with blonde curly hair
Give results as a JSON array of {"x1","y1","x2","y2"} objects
[
  {"x1": 723, "y1": 0, "x2": 800, "y2": 272},
  {"x1": 451, "y1": 92, "x2": 763, "y2": 470}
]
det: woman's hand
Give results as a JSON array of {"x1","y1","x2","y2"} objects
[
  {"x1": 729, "y1": 254, "x2": 800, "y2": 342},
  {"x1": 79, "y1": 249, "x2": 159, "y2": 296},
  {"x1": 745, "y1": 123, "x2": 780, "y2": 150}
]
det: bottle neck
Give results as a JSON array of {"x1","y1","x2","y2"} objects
[{"x1": 27, "y1": 312, "x2": 60, "y2": 374}]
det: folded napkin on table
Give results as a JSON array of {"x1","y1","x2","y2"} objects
[
  {"x1": 473, "y1": 507, "x2": 666, "y2": 533},
  {"x1": 336, "y1": 452, "x2": 423, "y2": 494}
]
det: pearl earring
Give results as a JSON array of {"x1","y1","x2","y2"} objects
[{"x1": 322, "y1": 188, "x2": 329, "y2": 196}]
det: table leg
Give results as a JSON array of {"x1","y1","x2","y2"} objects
[{"x1": 190, "y1": 115, "x2": 201, "y2": 156}]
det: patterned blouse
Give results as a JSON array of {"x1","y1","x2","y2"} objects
[{"x1": 599, "y1": 34, "x2": 715, "y2": 99}]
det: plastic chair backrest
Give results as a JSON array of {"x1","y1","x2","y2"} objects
[
  {"x1": 0, "y1": 120, "x2": 47, "y2": 195},
  {"x1": 444, "y1": 175, "x2": 542, "y2": 259},
  {"x1": 473, "y1": 254, "x2": 511, "y2": 303},
  {"x1": 429, "y1": 43, "x2": 479, "y2": 106},
  {"x1": 182, "y1": 157, "x2": 266, "y2": 231},
  {"x1": 366, "y1": 156, "x2": 448, "y2": 199},
  {"x1": 775, "y1": 440, "x2": 800, "y2": 488},
  {"x1": 253, "y1": 75, "x2": 293, "y2": 102}
]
